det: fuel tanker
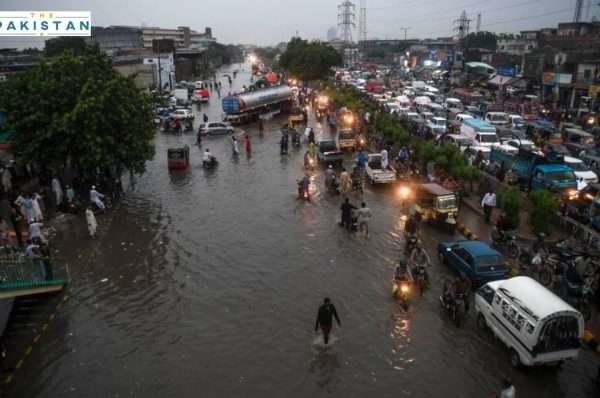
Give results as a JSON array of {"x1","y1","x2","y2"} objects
[{"x1": 222, "y1": 85, "x2": 294, "y2": 124}]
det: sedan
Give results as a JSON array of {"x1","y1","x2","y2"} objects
[
  {"x1": 198, "y1": 122, "x2": 234, "y2": 136},
  {"x1": 438, "y1": 240, "x2": 508, "y2": 286},
  {"x1": 171, "y1": 109, "x2": 195, "y2": 120}
]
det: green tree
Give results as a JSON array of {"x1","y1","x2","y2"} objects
[
  {"x1": 461, "y1": 31, "x2": 497, "y2": 51},
  {"x1": 528, "y1": 190, "x2": 558, "y2": 235},
  {"x1": 279, "y1": 38, "x2": 342, "y2": 81},
  {"x1": 44, "y1": 37, "x2": 95, "y2": 57},
  {"x1": 498, "y1": 188, "x2": 521, "y2": 230},
  {"x1": 0, "y1": 47, "x2": 155, "y2": 176}
]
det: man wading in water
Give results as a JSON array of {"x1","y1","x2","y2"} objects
[{"x1": 314, "y1": 298, "x2": 341, "y2": 344}]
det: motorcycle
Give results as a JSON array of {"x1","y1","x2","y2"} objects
[
  {"x1": 413, "y1": 265, "x2": 428, "y2": 296},
  {"x1": 203, "y1": 156, "x2": 218, "y2": 169},
  {"x1": 490, "y1": 228, "x2": 520, "y2": 259},
  {"x1": 327, "y1": 176, "x2": 340, "y2": 195},
  {"x1": 292, "y1": 132, "x2": 301, "y2": 147},
  {"x1": 440, "y1": 292, "x2": 466, "y2": 327},
  {"x1": 297, "y1": 180, "x2": 310, "y2": 201},
  {"x1": 519, "y1": 249, "x2": 553, "y2": 286},
  {"x1": 393, "y1": 278, "x2": 411, "y2": 310},
  {"x1": 304, "y1": 156, "x2": 315, "y2": 171}
]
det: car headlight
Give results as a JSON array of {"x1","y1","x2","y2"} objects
[{"x1": 567, "y1": 189, "x2": 578, "y2": 200}]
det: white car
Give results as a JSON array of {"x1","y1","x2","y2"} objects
[
  {"x1": 426, "y1": 117, "x2": 447, "y2": 134},
  {"x1": 365, "y1": 154, "x2": 396, "y2": 184},
  {"x1": 171, "y1": 109, "x2": 195, "y2": 120},
  {"x1": 563, "y1": 156, "x2": 598, "y2": 187}
]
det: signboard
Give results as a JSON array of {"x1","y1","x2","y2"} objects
[
  {"x1": 497, "y1": 67, "x2": 516, "y2": 77},
  {"x1": 543, "y1": 72, "x2": 573, "y2": 85}
]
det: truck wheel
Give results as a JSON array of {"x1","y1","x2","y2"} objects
[{"x1": 509, "y1": 349, "x2": 521, "y2": 368}]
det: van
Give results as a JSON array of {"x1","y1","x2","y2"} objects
[
  {"x1": 485, "y1": 112, "x2": 510, "y2": 127},
  {"x1": 461, "y1": 118, "x2": 499, "y2": 147},
  {"x1": 475, "y1": 276, "x2": 583, "y2": 367}
]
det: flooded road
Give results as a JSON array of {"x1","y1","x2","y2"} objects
[{"x1": 5, "y1": 65, "x2": 599, "y2": 398}]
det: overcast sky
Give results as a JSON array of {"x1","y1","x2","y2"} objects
[{"x1": 1, "y1": 0, "x2": 597, "y2": 48}]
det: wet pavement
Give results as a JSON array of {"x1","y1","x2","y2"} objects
[{"x1": 3, "y1": 65, "x2": 599, "y2": 398}]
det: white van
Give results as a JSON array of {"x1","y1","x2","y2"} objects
[
  {"x1": 475, "y1": 276, "x2": 583, "y2": 368},
  {"x1": 461, "y1": 119, "x2": 499, "y2": 147},
  {"x1": 444, "y1": 97, "x2": 463, "y2": 112},
  {"x1": 484, "y1": 112, "x2": 510, "y2": 127}
]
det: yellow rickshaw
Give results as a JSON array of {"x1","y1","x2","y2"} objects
[{"x1": 414, "y1": 183, "x2": 458, "y2": 231}]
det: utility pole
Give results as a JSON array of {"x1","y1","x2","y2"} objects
[
  {"x1": 399, "y1": 27, "x2": 411, "y2": 41},
  {"x1": 338, "y1": 1, "x2": 356, "y2": 44},
  {"x1": 574, "y1": 0, "x2": 583, "y2": 22},
  {"x1": 358, "y1": 0, "x2": 367, "y2": 45},
  {"x1": 476, "y1": 13, "x2": 482, "y2": 32}
]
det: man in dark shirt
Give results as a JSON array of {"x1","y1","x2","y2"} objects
[
  {"x1": 340, "y1": 198, "x2": 357, "y2": 230},
  {"x1": 314, "y1": 298, "x2": 341, "y2": 345}
]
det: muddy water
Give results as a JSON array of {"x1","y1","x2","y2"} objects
[{"x1": 6, "y1": 65, "x2": 598, "y2": 398}]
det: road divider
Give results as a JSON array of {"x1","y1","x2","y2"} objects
[{"x1": 456, "y1": 222, "x2": 478, "y2": 241}]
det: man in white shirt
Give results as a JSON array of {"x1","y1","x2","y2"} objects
[
  {"x1": 481, "y1": 191, "x2": 497, "y2": 223},
  {"x1": 90, "y1": 186, "x2": 106, "y2": 211},
  {"x1": 357, "y1": 202, "x2": 372, "y2": 236},
  {"x1": 381, "y1": 148, "x2": 389, "y2": 170}
]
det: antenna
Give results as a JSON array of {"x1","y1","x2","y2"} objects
[
  {"x1": 574, "y1": 0, "x2": 583, "y2": 22},
  {"x1": 338, "y1": 1, "x2": 356, "y2": 44},
  {"x1": 358, "y1": 0, "x2": 367, "y2": 44},
  {"x1": 453, "y1": 10, "x2": 472, "y2": 40},
  {"x1": 399, "y1": 27, "x2": 411, "y2": 41}
]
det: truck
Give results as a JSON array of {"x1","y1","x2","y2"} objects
[
  {"x1": 173, "y1": 88, "x2": 190, "y2": 105},
  {"x1": 489, "y1": 147, "x2": 578, "y2": 198},
  {"x1": 222, "y1": 85, "x2": 294, "y2": 125},
  {"x1": 460, "y1": 118, "x2": 499, "y2": 148}
]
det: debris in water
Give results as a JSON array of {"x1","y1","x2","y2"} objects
[{"x1": 101, "y1": 278, "x2": 108, "y2": 283}]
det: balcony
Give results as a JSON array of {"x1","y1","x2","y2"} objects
[{"x1": 0, "y1": 256, "x2": 69, "y2": 299}]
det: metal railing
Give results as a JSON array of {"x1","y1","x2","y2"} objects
[{"x1": 0, "y1": 255, "x2": 69, "y2": 292}]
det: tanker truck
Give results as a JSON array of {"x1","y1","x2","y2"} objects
[{"x1": 222, "y1": 85, "x2": 294, "y2": 125}]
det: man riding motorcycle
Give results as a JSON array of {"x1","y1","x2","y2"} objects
[
  {"x1": 453, "y1": 273, "x2": 472, "y2": 312},
  {"x1": 409, "y1": 242, "x2": 431, "y2": 285},
  {"x1": 297, "y1": 175, "x2": 310, "y2": 199}
]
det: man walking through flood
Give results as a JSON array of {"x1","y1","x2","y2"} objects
[{"x1": 314, "y1": 298, "x2": 341, "y2": 345}]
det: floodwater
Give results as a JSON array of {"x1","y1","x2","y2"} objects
[{"x1": 4, "y1": 65, "x2": 599, "y2": 398}]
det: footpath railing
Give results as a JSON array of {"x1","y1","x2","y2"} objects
[{"x1": 0, "y1": 255, "x2": 70, "y2": 298}]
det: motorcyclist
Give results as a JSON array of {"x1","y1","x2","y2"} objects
[
  {"x1": 203, "y1": 148, "x2": 214, "y2": 167},
  {"x1": 394, "y1": 260, "x2": 411, "y2": 283},
  {"x1": 532, "y1": 233, "x2": 547, "y2": 257},
  {"x1": 325, "y1": 165, "x2": 336, "y2": 189},
  {"x1": 308, "y1": 128, "x2": 315, "y2": 145},
  {"x1": 442, "y1": 278, "x2": 456, "y2": 309},
  {"x1": 304, "y1": 151, "x2": 314, "y2": 169},
  {"x1": 405, "y1": 213, "x2": 420, "y2": 237},
  {"x1": 356, "y1": 149, "x2": 368, "y2": 169},
  {"x1": 409, "y1": 242, "x2": 431, "y2": 283},
  {"x1": 298, "y1": 175, "x2": 310, "y2": 198},
  {"x1": 453, "y1": 273, "x2": 472, "y2": 311}
]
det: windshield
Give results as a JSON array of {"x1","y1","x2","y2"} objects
[
  {"x1": 547, "y1": 170, "x2": 576, "y2": 181},
  {"x1": 478, "y1": 134, "x2": 499, "y2": 143},
  {"x1": 477, "y1": 255, "x2": 503, "y2": 269},
  {"x1": 437, "y1": 195, "x2": 457, "y2": 209},
  {"x1": 566, "y1": 162, "x2": 588, "y2": 172},
  {"x1": 320, "y1": 142, "x2": 337, "y2": 151},
  {"x1": 491, "y1": 114, "x2": 508, "y2": 122}
]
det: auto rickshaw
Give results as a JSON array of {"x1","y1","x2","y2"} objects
[
  {"x1": 167, "y1": 145, "x2": 190, "y2": 170},
  {"x1": 414, "y1": 183, "x2": 458, "y2": 231}
]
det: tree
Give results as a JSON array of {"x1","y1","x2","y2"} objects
[
  {"x1": 44, "y1": 37, "x2": 95, "y2": 57},
  {"x1": 279, "y1": 38, "x2": 342, "y2": 81},
  {"x1": 0, "y1": 47, "x2": 155, "y2": 177},
  {"x1": 528, "y1": 190, "x2": 558, "y2": 235},
  {"x1": 461, "y1": 31, "x2": 497, "y2": 51},
  {"x1": 498, "y1": 188, "x2": 521, "y2": 230}
]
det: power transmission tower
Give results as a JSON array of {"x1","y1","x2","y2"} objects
[
  {"x1": 358, "y1": 1, "x2": 367, "y2": 44},
  {"x1": 338, "y1": 1, "x2": 356, "y2": 44},
  {"x1": 476, "y1": 13, "x2": 482, "y2": 32},
  {"x1": 453, "y1": 10, "x2": 471, "y2": 41},
  {"x1": 574, "y1": 0, "x2": 584, "y2": 22},
  {"x1": 399, "y1": 27, "x2": 411, "y2": 41}
]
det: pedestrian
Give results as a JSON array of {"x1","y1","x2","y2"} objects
[
  {"x1": 314, "y1": 297, "x2": 341, "y2": 345},
  {"x1": 32, "y1": 192, "x2": 44, "y2": 222},
  {"x1": 498, "y1": 377, "x2": 515, "y2": 398},
  {"x1": 232, "y1": 136, "x2": 240, "y2": 155},
  {"x1": 244, "y1": 133, "x2": 252, "y2": 154},
  {"x1": 340, "y1": 198, "x2": 357, "y2": 230},
  {"x1": 203, "y1": 113, "x2": 209, "y2": 123},
  {"x1": 381, "y1": 147, "x2": 389, "y2": 170},
  {"x1": 481, "y1": 191, "x2": 497, "y2": 223},
  {"x1": 1, "y1": 167, "x2": 12, "y2": 193},
  {"x1": 51, "y1": 177, "x2": 63, "y2": 207},
  {"x1": 339, "y1": 168, "x2": 351, "y2": 194},
  {"x1": 357, "y1": 202, "x2": 372, "y2": 236},
  {"x1": 85, "y1": 207, "x2": 97, "y2": 238},
  {"x1": 28, "y1": 219, "x2": 46, "y2": 244},
  {"x1": 9, "y1": 206, "x2": 23, "y2": 247},
  {"x1": 90, "y1": 186, "x2": 106, "y2": 212}
]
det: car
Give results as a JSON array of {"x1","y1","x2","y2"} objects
[
  {"x1": 426, "y1": 117, "x2": 448, "y2": 135},
  {"x1": 365, "y1": 153, "x2": 396, "y2": 184},
  {"x1": 508, "y1": 114, "x2": 525, "y2": 130},
  {"x1": 198, "y1": 122, "x2": 234, "y2": 136},
  {"x1": 484, "y1": 112, "x2": 510, "y2": 127},
  {"x1": 316, "y1": 139, "x2": 343, "y2": 164},
  {"x1": 171, "y1": 109, "x2": 195, "y2": 120},
  {"x1": 438, "y1": 240, "x2": 509, "y2": 286},
  {"x1": 563, "y1": 156, "x2": 598, "y2": 187}
]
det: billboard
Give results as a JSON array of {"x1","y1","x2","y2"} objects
[
  {"x1": 497, "y1": 67, "x2": 516, "y2": 77},
  {"x1": 543, "y1": 72, "x2": 572, "y2": 85}
]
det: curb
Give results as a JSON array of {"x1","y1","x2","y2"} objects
[{"x1": 456, "y1": 222, "x2": 478, "y2": 240}]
